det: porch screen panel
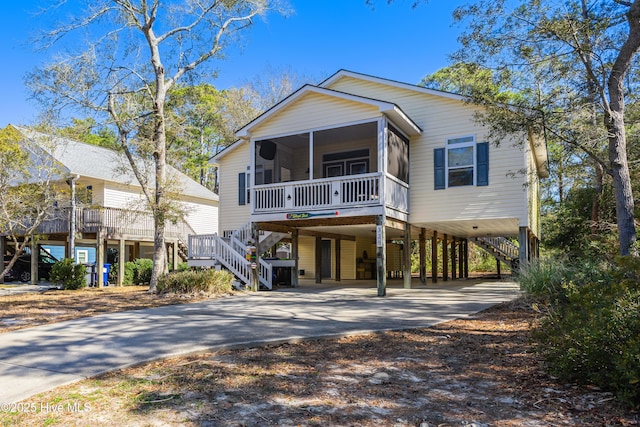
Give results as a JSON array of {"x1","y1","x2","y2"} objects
[{"x1": 387, "y1": 125, "x2": 409, "y2": 184}]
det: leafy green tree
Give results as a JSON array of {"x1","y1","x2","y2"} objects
[
  {"x1": 28, "y1": 0, "x2": 289, "y2": 291},
  {"x1": 57, "y1": 118, "x2": 118, "y2": 149},
  {"x1": 446, "y1": 0, "x2": 640, "y2": 256},
  {"x1": 0, "y1": 126, "x2": 63, "y2": 282}
]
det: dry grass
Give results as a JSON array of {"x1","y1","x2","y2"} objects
[
  {"x1": 0, "y1": 298, "x2": 637, "y2": 427},
  {"x1": 0, "y1": 286, "x2": 211, "y2": 333}
]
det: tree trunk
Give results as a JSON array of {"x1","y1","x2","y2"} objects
[
  {"x1": 604, "y1": 0, "x2": 640, "y2": 256},
  {"x1": 607, "y1": 112, "x2": 637, "y2": 256}
]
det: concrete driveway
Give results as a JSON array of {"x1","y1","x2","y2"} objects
[{"x1": 0, "y1": 278, "x2": 521, "y2": 403}]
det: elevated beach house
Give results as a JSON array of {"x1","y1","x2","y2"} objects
[
  {"x1": 1, "y1": 126, "x2": 218, "y2": 286},
  {"x1": 187, "y1": 70, "x2": 547, "y2": 294}
]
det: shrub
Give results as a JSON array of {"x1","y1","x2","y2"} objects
[
  {"x1": 50, "y1": 258, "x2": 87, "y2": 290},
  {"x1": 156, "y1": 269, "x2": 234, "y2": 295},
  {"x1": 531, "y1": 256, "x2": 640, "y2": 407},
  {"x1": 132, "y1": 258, "x2": 153, "y2": 284},
  {"x1": 517, "y1": 257, "x2": 572, "y2": 301}
]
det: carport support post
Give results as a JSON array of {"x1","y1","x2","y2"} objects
[
  {"x1": 96, "y1": 229, "x2": 105, "y2": 287},
  {"x1": 463, "y1": 239, "x2": 469, "y2": 278},
  {"x1": 335, "y1": 238, "x2": 341, "y2": 282},
  {"x1": 30, "y1": 237, "x2": 37, "y2": 285},
  {"x1": 403, "y1": 222, "x2": 411, "y2": 289},
  {"x1": 518, "y1": 226, "x2": 529, "y2": 268},
  {"x1": 419, "y1": 228, "x2": 426, "y2": 284},
  {"x1": 315, "y1": 236, "x2": 322, "y2": 284},
  {"x1": 459, "y1": 239, "x2": 464, "y2": 278},
  {"x1": 376, "y1": 215, "x2": 386, "y2": 297},
  {"x1": 118, "y1": 239, "x2": 125, "y2": 286},
  {"x1": 451, "y1": 237, "x2": 457, "y2": 280},
  {"x1": 431, "y1": 231, "x2": 438, "y2": 284},
  {"x1": 291, "y1": 229, "x2": 299, "y2": 287},
  {"x1": 442, "y1": 234, "x2": 448, "y2": 282}
]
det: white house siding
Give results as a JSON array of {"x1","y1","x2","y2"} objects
[
  {"x1": 250, "y1": 92, "x2": 380, "y2": 140},
  {"x1": 327, "y1": 76, "x2": 529, "y2": 235},
  {"x1": 217, "y1": 142, "x2": 252, "y2": 234},
  {"x1": 103, "y1": 182, "x2": 218, "y2": 235},
  {"x1": 103, "y1": 183, "x2": 146, "y2": 209},
  {"x1": 181, "y1": 198, "x2": 218, "y2": 235}
]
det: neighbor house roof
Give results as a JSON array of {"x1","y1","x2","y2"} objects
[{"x1": 13, "y1": 126, "x2": 218, "y2": 202}]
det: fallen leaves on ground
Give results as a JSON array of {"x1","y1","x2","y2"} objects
[
  {"x1": 0, "y1": 286, "x2": 211, "y2": 333},
  {"x1": 1, "y1": 298, "x2": 637, "y2": 426}
]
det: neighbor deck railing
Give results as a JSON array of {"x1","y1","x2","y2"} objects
[{"x1": 34, "y1": 207, "x2": 194, "y2": 240}]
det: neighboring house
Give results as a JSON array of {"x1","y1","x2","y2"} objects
[
  {"x1": 188, "y1": 70, "x2": 548, "y2": 294},
  {"x1": 1, "y1": 126, "x2": 219, "y2": 285}
]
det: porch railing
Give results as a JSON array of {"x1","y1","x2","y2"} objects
[
  {"x1": 34, "y1": 207, "x2": 195, "y2": 240},
  {"x1": 253, "y1": 173, "x2": 398, "y2": 213}
]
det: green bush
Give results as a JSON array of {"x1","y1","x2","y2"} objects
[
  {"x1": 50, "y1": 258, "x2": 87, "y2": 290},
  {"x1": 517, "y1": 257, "x2": 572, "y2": 301},
  {"x1": 105, "y1": 259, "x2": 154, "y2": 285},
  {"x1": 156, "y1": 269, "x2": 234, "y2": 295},
  {"x1": 132, "y1": 258, "x2": 153, "y2": 284},
  {"x1": 530, "y1": 256, "x2": 640, "y2": 407}
]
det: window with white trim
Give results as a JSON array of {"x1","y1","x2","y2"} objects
[
  {"x1": 447, "y1": 136, "x2": 475, "y2": 187},
  {"x1": 434, "y1": 136, "x2": 489, "y2": 190}
]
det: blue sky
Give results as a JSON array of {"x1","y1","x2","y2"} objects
[{"x1": 0, "y1": 1, "x2": 467, "y2": 128}]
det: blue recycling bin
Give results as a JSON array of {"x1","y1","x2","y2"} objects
[{"x1": 103, "y1": 263, "x2": 111, "y2": 286}]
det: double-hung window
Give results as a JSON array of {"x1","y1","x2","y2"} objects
[
  {"x1": 434, "y1": 136, "x2": 488, "y2": 190},
  {"x1": 446, "y1": 136, "x2": 475, "y2": 187}
]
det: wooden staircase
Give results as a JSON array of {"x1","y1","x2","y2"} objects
[
  {"x1": 187, "y1": 222, "x2": 289, "y2": 290},
  {"x1": 473, "y1": 236, "x2": 520, "y2": 269}
]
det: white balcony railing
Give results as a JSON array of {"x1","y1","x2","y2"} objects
[{"x1": 253, "y1": 173, "x2": 409, "y2": 214}]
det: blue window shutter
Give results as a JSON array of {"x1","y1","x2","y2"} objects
[
  {"x1": 434, "y1": 148, "x2": 445, "y2": 190},
  {"x1": 238, "y1": 172, "x2": 246, "y2": 205},
  {"x1": 477, "y1": 142, "x2": 489, "y2": 186}
]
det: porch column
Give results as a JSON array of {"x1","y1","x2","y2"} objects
[
  {"x1": 335, "y1": 239, "x2": 341, "y2": 282},
  {"x1": 403, "y1": 222, "x2": 411, "y2": 289},
  {"x1": 518, "y1": 226, "x2": 529, "y2": 268},
  {"x1": 291, "y1": 229, "x2": 299, "y2": 287},
  {"x1": 497, "y1": 258, "x2": 502, "y2": 279},
  {"x1": 30, "y1": 238, "x2": 37, "y2": 285},
  {"x1": 419, "y1": 228, "x2": 426, "y2": 284},
  {"x1": 118, "y1": 239, "x2": 125, "y2": 286},
  {"x1": 96, "y1": 229, "x2": 105, "y2": 287},
  {"x1": 442, "y1": 234, "x2": 448, "y2": 282},
  {"x1": 315, "y1": 236, "x2": 322, "y2": 284},
  {"x1": 431, "y1": 231, "x2": 438, "y2": 284},
  {"x1": 376, "y1": 215, "x2": 386, "y2": 297},
  {"x1": 451, "y1": 237, "x2": 457, "y2": 280}
]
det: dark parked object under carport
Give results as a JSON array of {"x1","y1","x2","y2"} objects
[{"x1": 3, "y1": 248, "x2": 58, "y2": 283}]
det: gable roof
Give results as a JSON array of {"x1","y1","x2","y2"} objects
[
  {"x1": 320, "y1": 69, "x2": 468, "y2": 102},
  {"x1": 13, "y1": 126, "x2": 218, "y2": 202},
  {"x1": 235, "y1": 84, "x2": 422, "y2": 139}
]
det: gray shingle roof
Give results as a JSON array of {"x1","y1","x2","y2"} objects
[{"x1": 15, "y1": 126, "x2": 218, "y2": 202}]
